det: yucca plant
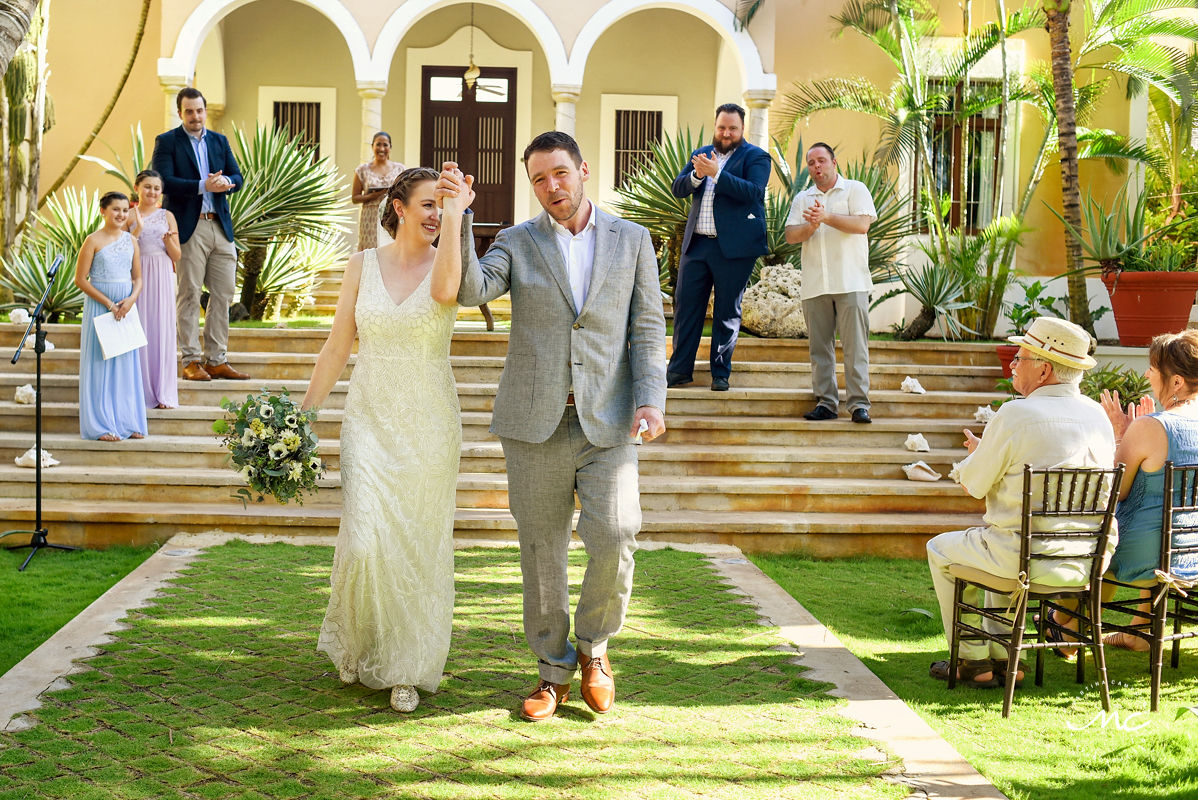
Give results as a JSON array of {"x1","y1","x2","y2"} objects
[
  {"x1": 251, "y1": 233, "x2": 349, "y2": 318},
  {"x1": 78, "y1": 123, "x2": 147, "y2": 193},
  {"x1": 229, "y1": 124, "x2": 351, "y2": 317},
  {"x1": 0, "y1": 187, "x2": 99, "y2": 319},
  {"x1": 0, "y1": 240, "x2": 84, "y2": 320},
  {"x1": 611, "y1": 127, "x2": 704, "y2": 296},
  {"x1": 874, "y1": 257, "x2": 973, "y2": 341}
]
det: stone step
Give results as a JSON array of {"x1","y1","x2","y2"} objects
[
  {"x1": 0, "y1": 464, "x2": 982, "y2": 514},
  {"x1": 0, "y1": 497, "x2": 979, "y2": 558},
  {"x1": 0, "y1": 402, "x2": 987, "y2": 450},
  {"x1": 0, "y1": 375, "x2": 1003, "y2": 420},
  {"x1": 2, "y1": 347, "x2": 1003, "y2": 392},
  {"x1": 0, "y1": 324, "x2": 1005, "y2": 367},
  {"x1": 0, "y1": 432, "x2": 972, "y2": 481}
]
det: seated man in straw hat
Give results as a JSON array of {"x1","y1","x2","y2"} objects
[{"x1": 926, "y1": 317, "x2": 1116, "y2": 687}]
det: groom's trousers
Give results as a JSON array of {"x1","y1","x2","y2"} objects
[{"x1": 501, "y1": 407, "x2": 641, "y2": 685}]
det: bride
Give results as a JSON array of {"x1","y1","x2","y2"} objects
[{"x1": 302, "y1": 165, "x2": 475, "y2": 712}]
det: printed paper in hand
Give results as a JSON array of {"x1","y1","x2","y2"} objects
[{"x1": 93, "y1": 305, "x2": 147, "y2": 360}]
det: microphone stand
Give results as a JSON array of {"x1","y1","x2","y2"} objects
[{"x1": 1, "y1": 254, "x2": 79, "y2": 571}]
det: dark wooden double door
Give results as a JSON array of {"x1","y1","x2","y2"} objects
[{"x1": 420, "y1": 65, "x2": 516, "y2": 249}]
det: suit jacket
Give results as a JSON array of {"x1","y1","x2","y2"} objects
[
  {"x1": 151, "y1": 126, "x2": 243, "y2": 245},
  {"x1": 458, "y1": 206, "x2": 667, "y2": 447},
  {"x1": 672, "y1": 140, "x2": 771, "y2": 260}
]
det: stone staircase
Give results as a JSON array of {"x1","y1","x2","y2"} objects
[
  {"x1": 311, "y1": 264, "x2": 509, "y2": 327},
  {"x1": 0, "y1": 321, "x2": 1004, "y2": 556}
]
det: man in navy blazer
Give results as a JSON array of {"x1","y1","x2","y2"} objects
[
  {"x1": 151, "y1": 87, "x2": 249, "y2": 382},
  {"x1": 666, "y1": 103, "x2": 770, "y2": 391}
]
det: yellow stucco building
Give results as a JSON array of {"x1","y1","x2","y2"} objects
[{"x1": 40, "y1": 0, "x2": 1143, "y2": 289}]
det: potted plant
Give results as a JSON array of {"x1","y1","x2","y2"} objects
[
  {"x1": 1055, "y1": 186, "x2": 1198, "y2": 346},
  {"x1": 995, "y1": 279, "x2": 1065, "y2": 375}
]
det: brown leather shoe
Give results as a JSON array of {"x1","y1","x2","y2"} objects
[
  {"x1": 579, "y1": 652, "x2": 615, "y2": 713},
  {"x1": 181, "y1": 361, "x2": 211, "y2": 381},
  {"x1": 203, "y1": 362, "x2": 250, "y2": 380},
  {"x1": 520, "y1": 679, "x2": 570, "y2": 722}
]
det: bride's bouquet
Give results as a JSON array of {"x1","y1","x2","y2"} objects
[{"x1": 213, "y1": 388, "x2": 324, "y2": 505}]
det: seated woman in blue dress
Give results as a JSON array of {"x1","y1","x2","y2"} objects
[{"x1": 1099, "y1": 329, "x2": 1198, "y2": 650}]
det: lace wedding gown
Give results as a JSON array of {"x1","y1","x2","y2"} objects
[{"x1": 317, "y1": 248, "x2": 461, "y2": 693}]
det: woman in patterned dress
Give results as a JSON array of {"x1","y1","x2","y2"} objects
[{"x1": 351, "y1": 131, "x2": 405, "y2": 251}]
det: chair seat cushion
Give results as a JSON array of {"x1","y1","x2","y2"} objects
[{"x1": 949, "y1": 563, "x2": 1089, "y2": 595}]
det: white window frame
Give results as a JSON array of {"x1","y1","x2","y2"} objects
[
  {"x1": 598, "y1": 94, "x2": 678, "y2": 208},
  {"x1": 257, "y1": 86, "x2": 337, "y2": 159}
]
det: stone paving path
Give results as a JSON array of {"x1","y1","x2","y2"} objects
[{"x1": 0, "y1": 535, "x2": 1005, "y2": 799}]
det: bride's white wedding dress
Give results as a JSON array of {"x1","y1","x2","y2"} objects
[{"x1": 317, "y1": 248, "x2": 461, "y2": 693}]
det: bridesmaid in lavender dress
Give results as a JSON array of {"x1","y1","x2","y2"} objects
[
  {"x1": 74, "y1": 191, "x2": 147, "y2": 441},
  {"x1": 128, "y1": 170, "x2": 182, "y2": 409}
]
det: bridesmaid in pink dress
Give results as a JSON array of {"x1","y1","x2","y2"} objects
[{"x1": 128, "y1": 170, "x2": 182, "y2": 409}]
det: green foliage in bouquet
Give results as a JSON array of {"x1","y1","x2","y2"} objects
[{"x1": 213, "y1": 388, "x2": 323, "y2": 505}]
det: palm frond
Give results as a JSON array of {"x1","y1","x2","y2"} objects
[
  {"x1": 733, "y1": 0, "x2": 764, "y2": 30},
  {"x1": 229, "y1": 124, "x2": 352, "y2": 250}
]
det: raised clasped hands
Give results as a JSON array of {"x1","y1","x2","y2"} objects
[
  {"x1": 434, "y1": 162, "x2": 476, "y2": 213},
  {"x1": 692, "y1": 152, "x2": 718, "y2": 180},
  {"x1": 205, "y1": 171, "x2": 233, "y2": 193},
  {"x1": 1100, "y1": 389, "x2": 1154, "y2": 441},
  {"x1": 802, "y1": 199, "x2": 827, "y2": 227}
]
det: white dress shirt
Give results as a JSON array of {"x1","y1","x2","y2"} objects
[
  {"x1": 690, "y1": 148, "x2": 734, "y2": 236},
  {"x1": 787, "y1": 174, "x2": 877, "y2": 300},
  {"x1": 550, "y1": 199, "x2": 597, "y2": 314}
]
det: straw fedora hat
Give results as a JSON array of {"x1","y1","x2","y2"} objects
[{"x1": 1007, "y1": 316, "x2": 1097, "y2": 370}]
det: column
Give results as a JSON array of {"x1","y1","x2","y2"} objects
[
  {"x1": 743, "y1": 89, "x2": 775, "y2": 149},
  {"x1": 160, "y1": 76, "x2": 188, "y2": 130},
  {"x1": 357, "y1": 82, "x2": 387, "y2": 164},
  {"x1": 552, "y1": 84, "x2": 582, "y2": 136}
]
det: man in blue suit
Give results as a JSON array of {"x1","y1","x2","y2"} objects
[
  {"x1": 151, "y1": 87, "x2": 249, "y2": 382},
  {"x1": 666, "y1": 103, "x2": 770, "y2": 391}
]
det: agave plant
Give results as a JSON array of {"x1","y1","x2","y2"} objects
[
  {"x1": 78, "y1": 123, "x2": 147, "y2": 194},
  {"x1": 249, "y1": 233, "x2": 349, "y2": 318},
  {"x1": 0, "y1": 187, "x2": 100, "y2": 319},
  {"x1": 874, "y1": 258, "x2": 972, "y2": 341},
  {"x1": 611, "y1": 127, "x2": 705, "y2": 296},
  {"x1": 0, "y1": 241, "x2": 84, "y2": 320},
  {"x1": 229, "y1": 124, "x2": 351, "y2": 317}
]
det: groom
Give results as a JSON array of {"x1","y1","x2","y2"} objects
[{"x1": 440, "y1": 131, "x2": 667, "y2": 721}]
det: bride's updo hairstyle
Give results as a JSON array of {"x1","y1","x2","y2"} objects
[{"x1": 380, "y1": 167, "x2": 440, "y2": 237}]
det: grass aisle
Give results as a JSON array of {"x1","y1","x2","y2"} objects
[
  {"x1": 0, "y1": 546, "x2": 157, "y2": 675},
  {"x1": 0, "y1": 542, "x2": 905, "y2": 800},
  {"x1": 752, "y1": 555, "x2": 1198, "y2": 800}
]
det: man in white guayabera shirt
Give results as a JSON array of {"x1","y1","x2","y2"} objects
[
  {"x1": 784, "y1": 142, "x2": 876, "y2": 423},
  {"x1": 925, "y1": 317, "x2": 1115, "y2": 689}
]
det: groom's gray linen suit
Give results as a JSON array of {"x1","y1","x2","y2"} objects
[{"x1": 458, "y1": 206, "x2": 666, "y2": 684}]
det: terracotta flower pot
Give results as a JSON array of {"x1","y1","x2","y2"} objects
[
  {"x1": 1101, "y1": 271, "x2": 1198, "y2": 347},
  {"x1": 995, "y1": 343, "x2": 1019, "y2": 378}
]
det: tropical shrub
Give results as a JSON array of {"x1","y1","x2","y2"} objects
[
  {"x1": 252, "y1": 234, "x2": 349, "y2": 318},
  {"x1": 229, "y1": 125, "x2": 351, "y2": 318},
  {"x1": 0, "y1": 187, "x2": 99, "y2": 319}
]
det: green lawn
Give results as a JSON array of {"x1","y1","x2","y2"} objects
[
  {"x1": 0, "y1": 542, "x2": 905, "y2": 799},
  {"x1": 751, "y1": 554, "x2": 1198, "y2": 800},
  {"x1": 0, "y1": 545, "x2": 157, "y2": 675}
]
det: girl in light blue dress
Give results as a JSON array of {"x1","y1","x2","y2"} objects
[{"x1": 74, "y1": 191, "x2": 148, "y2": 441}]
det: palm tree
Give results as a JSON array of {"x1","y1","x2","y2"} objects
[
  {"x1": 0, "y1": 0, "x2": 39, "y2": 79},
  {"x1": 37, "y1": 0, "x2": 151, "y2": 210},
  {"x1": 1044, "y1": 0, "x2": 1091, "y2": 332}
]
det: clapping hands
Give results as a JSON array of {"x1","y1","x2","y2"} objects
[
  {"x1": 692, "y1": 152, "x2": 719, "y2": 179},
  {"x1": 802, "y1": 199, "x2": 827, "y2": 226},
  {"x1": 435, "y1": 162, "x2": 476, "y2": 213},
  {"x1": 1100, "y1": 389, "x2": 1155, "y2": 442}
]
